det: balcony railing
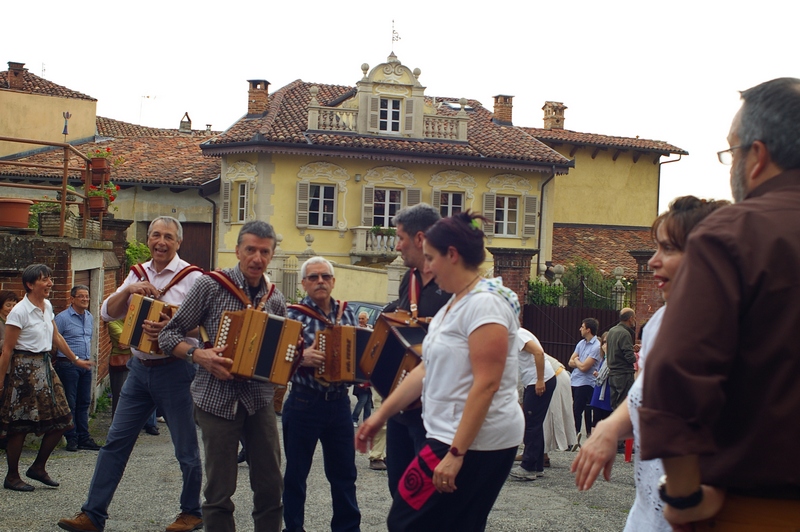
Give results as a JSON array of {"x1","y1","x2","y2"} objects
[
  {"x1": 350, "y1": 226, "x2": 399, "y2": 262},
  {"x1": 307, "y1": 107, "x2": 468, "y2": 141},
  {"x1": 0, "y1": 136, "x2": 102, "y2": 238}
]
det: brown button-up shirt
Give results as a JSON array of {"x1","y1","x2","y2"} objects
[{"x1": 640, "y1": 170, "x2": 800, "y2": 495}]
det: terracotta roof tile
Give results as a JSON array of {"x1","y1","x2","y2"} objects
[
  {"x1": 552, "y1": 224, "x2": 654, "y2": 276},
  {"x1": 0, "y1": 117, "x2": 220, "y2": 187},
  {"x1": 0, "y1": 68, "x2": 96, "y2": 101},
  {"x1": 207, "y1": 81, "x2": 571, "y2": 167},
  {"x1": 522, "y1": 127, "x2": 687, "y2": 155}
]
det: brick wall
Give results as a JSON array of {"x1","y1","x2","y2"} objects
[
  {"x1": 487, "y1": 247, "x2": 537, "y2": 323},
  {"x1": 630, "y1": 250, "x2": 662, "y2": 328}
]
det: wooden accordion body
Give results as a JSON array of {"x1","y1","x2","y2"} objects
[
  {"x1": 359, "y1": 310, "x2": 427, "y2": 399},
  {"x1": 120, "y1": 294, "x2": 177, "y2": 355},
  {"x1": 214, "y1": 308, "x2": 303, "y2": 385},
  {"x1": 315, "y1": 325, "x2": 372, "y2": 384}
]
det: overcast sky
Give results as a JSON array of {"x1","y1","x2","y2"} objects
[{"x1": 6, "y1": 0, "x2": 797, "y2": 212}]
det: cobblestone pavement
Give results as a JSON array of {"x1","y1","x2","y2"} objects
[{"x1": 1, "y1": 410, "x2": 635, "y2": 531}]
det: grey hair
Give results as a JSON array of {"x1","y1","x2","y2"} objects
[
  {"x1": 392, "y1": 203, "x2": 441, "y2": 237},
  {"x1": 300, "y1": 256, "x2": 335, "y2": 279},
  {"x1": 71, "y1": 285, "x2": 90, "y2": 297},
  {"x1": 147, "y1": 217, "x2": 183, "y2": 241},
  {"x1": 738, "y1": 78, "x2": 800, "y2": 171},
  {"x1": 237, "y1": 220, "x2": 277, "y2": 247}
]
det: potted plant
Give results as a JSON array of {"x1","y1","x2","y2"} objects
[
  {"x1": 86, "y1": 147, "x2": 125, "y2": 185},
  {"x1": 85, "y1": 181, "x2": 120, "y2": 216}
]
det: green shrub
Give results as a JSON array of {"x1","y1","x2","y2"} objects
[
  {"x1": 125, "y1": 240, "x2": 151, "y2": 268},
  {"x1": 527, "y1": 279, "x2": 565, "y2": 306}
]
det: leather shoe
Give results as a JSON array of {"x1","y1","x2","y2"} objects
[
  {"x1": 58, "y1": 512, "x2": 99, "y2": 531},
  {"x1": 144, "y1": 426, "x2": 160, "y2": 436},
  {"x1": 369, "y1": 459, "x2": 387, "y2": 471},
  {"x1": 4, "y1": 478, "x2": 34, "y2": 492},
  {"x1": 65, "y1": 439, "x2": 78, "y2": 452},
  {"x1": 78, "y1": 439, "x2": 101, "y2": 451},
  {"x1": 165, "y1": 512, "x2": 203, "y2": 532},
  {"x1": 26, "y1": 468, "x2": 60, "y2": 487}
]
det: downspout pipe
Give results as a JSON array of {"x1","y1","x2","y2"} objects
[{"x1": 536, "y1": 165, "x2": 557, "y2": 279}]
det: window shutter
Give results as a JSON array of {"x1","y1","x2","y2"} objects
[
  {"x1": 296, "y1": 182, "x2": 309, "y2": 228},
  {"x1": 404, "y1": 99, "x2": 414, "y2": 133},
  {"x1": 221, "y1": 180, "x2": 231, "y2": 223},
  {"x1": 405, "y1": 187, "x2": 421, "y2": 207},
  {"x1": 523, "y1": 195, "x2": 538, "y2": 237},
  {"x1": 431, "y1": 189, "x2": 441, "y2": 211},
  {"x1": 241, "y1": 182, "x2": 251, "y2": 221},
  {"x1": 482, "y1": 192, "x2": 496, "y2": 236},
  {"x1": 362, "y1": 186, "x2": 375, "y2": 226},
  {"x1": 369, "y1": 97, "x2": 380, "y2": 132}
]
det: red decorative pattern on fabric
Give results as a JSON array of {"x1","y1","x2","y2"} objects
[{"x1": 397, "y1": 444, "x2": 440, "y2": 510}]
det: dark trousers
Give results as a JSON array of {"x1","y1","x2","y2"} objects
[
  {"x1": 387, "y1": 439, "x2": 515, "y2": 532},
  {"x1": 521, "y1": 378, "x2": 557, "y2": 473},
  {"x1": 572, "y1": 385, "x2": 594, "y2": 435},
  {"x1": 108, "y1": 368, "x2": 128, "y2": 418},
  {"x1": 609, "y1": 372, "x2": 635, "y2": 410},
  {"x1": 386, "y1": 408, "x2": 428, "y2": 497},
  {"x1": 54, "y1": 359, "x2": 92, "y2": 444},
  {"x1": 282, "y1": 387, "x2": 360, "y2": 532},
  {"x1": 351, "y1": 388, "x2": 372, "y2": 423}
]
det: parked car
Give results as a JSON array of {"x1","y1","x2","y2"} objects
[{"x1": 348, "y1": 301, "x2": 386, "y2": 327}]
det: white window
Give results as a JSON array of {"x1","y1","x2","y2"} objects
[
  {"x1": 373, "y1": 188, "x2": 402, "y2": 228},
  {"x1": 308, "y1": 184, "x2": 336, "y2": 228},
  {"x1": 494, "y1": 195, "x2": 518, "y2": 236},
  {"x1": 438, "y1": 192, "x2": 464, "y2": 218},
  {"x1": 236, "y1": 183, "x2": 248, "y2": 223},
  {"x1": 379, "y1": 98, "x2": 401, "y2": 132}
]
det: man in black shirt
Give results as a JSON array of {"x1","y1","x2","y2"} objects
[{"x1": 382, "y1": 203, "x2": 451, "y2": 496}]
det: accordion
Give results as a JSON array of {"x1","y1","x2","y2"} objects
[
  {"x1": 120, "y1": 294, "x2": 177, "y2": 355},
  {"x1": 359, "y1": 310, "x2": 427, "y2": 398},
  {"x1": 214, "y1": 308, "x2": 304, "y2": 385},
  {"x1": 315, "y1": 325, "x2": 372, "y2": 384}
]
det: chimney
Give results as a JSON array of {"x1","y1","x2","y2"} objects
[
  {"x1": 543, "y1": 101, "x2": 567, "y2": 130},
  {"x1": 492, "y1": 95, "x2": 514, "y2": 126},
  {"x1": 7, "y1": 62, "x2": 26, "y2": 91},
  {"x1": 179, "y1": 112, "x2": 192, "y2": 133},
  {"x1": 247, "y1": 79, "x2": 270, "y2": 116}
]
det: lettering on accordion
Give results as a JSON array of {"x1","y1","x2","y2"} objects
[
  {"x1": 120, "y1": 293, "x2": 177, "y2": 355},
  {"x1": 360, "y1": 311, "x2": 427, "y2": 399},
  {"x1": 214, "y1": 308, "x2": 303, "y2": 386},
  {"x1": 315, "y1": 326, "x2": 371, "y2": 384}
]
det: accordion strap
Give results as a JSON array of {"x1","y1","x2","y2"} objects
[
  {"x1": 288, "y1": 301, "x2": 346, "y2": 327},
  {"x1": 407, "y1": 269, "x2": 432, "y2": 324},
  {"x1": 206, "y1": 271, "x2": 273, "y2": 311},
  {"x1": 130, "y1": 263, "x2": 203, "y2": 296}
]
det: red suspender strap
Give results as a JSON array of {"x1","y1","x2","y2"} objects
[
  {"x1": 287, "y1": 303, "x2": 334, "y2": 327},
  {"x1": 408, "y1": 269, "x2": 421, "y2": 320},
  {"x1": 336, "y1": 300, "x2": 346, "y2": 325},
  {"x1": 206, "y1": 271, "x2": 251, "y2": 308},
  {"x1": 130, "y1": 263, "x2": 149, "y2": 283},
  {"x1": 160, "y1": 265, "x2": 203, "y2": 295}
]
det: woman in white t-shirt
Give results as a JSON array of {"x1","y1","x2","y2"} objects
[
  {"x1": 356, "y1": 211, "x2": 522, "y2": 531},
  {"x1": 0, "y1": 264, "x2": 90, "y2": 492},
  {"x1": 571, "y1": 196, "x2": 729, "y2": 531}
]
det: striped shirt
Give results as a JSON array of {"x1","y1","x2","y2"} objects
[
  {"x1": 159, "y1": 265, "x2": 286, "y2": 420},
  {"x1": 287, "y1": 296, "x2": 356, "y2": 392}
]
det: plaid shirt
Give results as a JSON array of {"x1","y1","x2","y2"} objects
[
  {"x1": 159, "y1": 265, "x2": 287, "y2": 420},
  {"x1": 287, "y1": 296, "x2": 356, "y2": 393}
]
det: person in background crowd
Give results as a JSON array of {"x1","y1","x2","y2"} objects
[
  {"x1": 357, "y1": 212, "x2": 522, "y2": 531},
  {"x1": 568, "y1": 318, "x2": 601, "y2": 443},
  {"x1": 589, "y1": 332, "x2": 612, "y2": 431},
  {"x1": 0, "y1": 264, "x2": 91, "y2": 492},
  {"x1": 105, "y1": 319, "x2": 130, "y2": 419},
  {"x1": 605, "y1": 308, "x2": 637, "y2": 410},
  {"x1": 543, "y1": 353, "x2": 577, "y2": 462},
  {"x1": 571, "y1": 195, "x2": 729, "y2": 531}
]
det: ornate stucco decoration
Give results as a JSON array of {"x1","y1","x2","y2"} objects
[
  {"x1": 297, "y1": 161, "x2": 351, "y2": 235},
  {"x1": 363, "y1": 166, "x2": 416, "y2": 187},
  {"x1": 224, "y1": 160, "x2": 258, "y2": 222},
  {"x1": 486, "y1": 173, "x2": 534, "y2": 194},
  {"x1": 430, "y1": 170, "x2": 477, "y2": 209}
]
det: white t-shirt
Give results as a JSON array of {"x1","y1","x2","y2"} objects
[
  {"x1": 421, "y1": 280, "x2": 524, "y2": 451},
  {"x1": 517, "y1": 328, "x2": 556, "y2": 386},
  {"x1": 6, "y1": 295, "x2": 54, "y2": 353}
]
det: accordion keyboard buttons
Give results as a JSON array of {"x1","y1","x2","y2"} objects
[
  {"x1": 285, "y1": 344, "x2": 297, "y2": 362},
  {"x1": 318, "y1": 335, "x2": 326, "y2": 374},
  {"x1": 397, "y1": 369, "x2": 409, "y2": 387}
]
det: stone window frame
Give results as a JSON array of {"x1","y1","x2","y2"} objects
[
  {"x1": 360, "y1": 166, "x2": 420, "y2": 227},
  {"x1": 222, "y1": 160, "x2": 258, "y2": 224},
  {"x1": 296, "y1": 162, "x2": 351, "y2": 235},
  {"x1": 482, "y1": 173, "x2": 538, "y2": 242}
]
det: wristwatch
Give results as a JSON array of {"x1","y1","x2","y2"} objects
[
  {"x1": 658, "y1": 475, "x2": 703, "y2": 509},
  {"x1": 185, "y1": 346, "x2": 198, "y2": 365},
  {"x1": 449, "y1": 446, "x2": 466, "y2": 457}
]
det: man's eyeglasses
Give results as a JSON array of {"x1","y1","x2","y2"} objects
[
  {"x1": 717, "y1": 145, "x2": 747, "y2": 165},
  {"x1": 304, "y1": 273, "x2": 333, "y2": 282}
]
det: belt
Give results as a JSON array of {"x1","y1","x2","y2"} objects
[
  {"x1": 15, "y1": 350, "x2": 50, "y2": 356},
  {"x1": 292, "y1": 383, "x2": 347, "y2": 401},
  {"x1": 138, "y1": 356, "x2": 179, "y2": 368}
]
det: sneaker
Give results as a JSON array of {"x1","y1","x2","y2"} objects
[
  {"x1": 165, "y1": 512, "x2": 203, "y2": 532},
  {"x1": 77, "y1": 439, "x2": 101, "y2": 451},
  {"x1": 508, "y1": 466, "x2": 538, "y2": 481},
  {"x1": 353, "y1": 422, "x2": 359, "y2": 428},
  {"x1": 156, "y1": 416, "x2": 166, "y2": 423},
  {"x1": 144, "y1": 426, "x2": 160, "y2": 436},
  {"x1": 58, "y1": 512, "x2": 100, "y2": 531},
  {"x1": 65, "y1": 439, "x2": 78, "y2": 452},
  {"x1": 369, "y1": 459, "x2": 387, "y2": 471},
  {"x1": 535, "y1": 470, "x2": 545, "y2": 478}
]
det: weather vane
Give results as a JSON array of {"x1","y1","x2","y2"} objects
[{"x1": 392, "y1": 20, "x2": 401, "y2": 51}]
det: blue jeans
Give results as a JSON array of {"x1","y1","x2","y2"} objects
[
  {"x1": 385, "y1": 409, "x2": 427, "y2": 497},
  {"x1": 282, "y1": 386, "x2": 360, "y2": 532},
  {"x1": 351, "y1": 388, "x2": 372, "y2": 423},
  {"x1": 81, "y1": 358, "x2": 202, "y2": 530},
  {"x1": 54, "y1": 359, "x2": 92, "y2": 444}
]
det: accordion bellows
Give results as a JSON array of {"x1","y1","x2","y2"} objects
[
  {"x1": 215, "y1": 308, "x2": 303, "y2": 385},
  {"x1": 360, "y1": 311, "x2": 426, "y2": 399}
]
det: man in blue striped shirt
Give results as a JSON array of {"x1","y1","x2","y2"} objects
[{"x1": 54, "y1": 285, "x2": 101, "y2": 451}]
